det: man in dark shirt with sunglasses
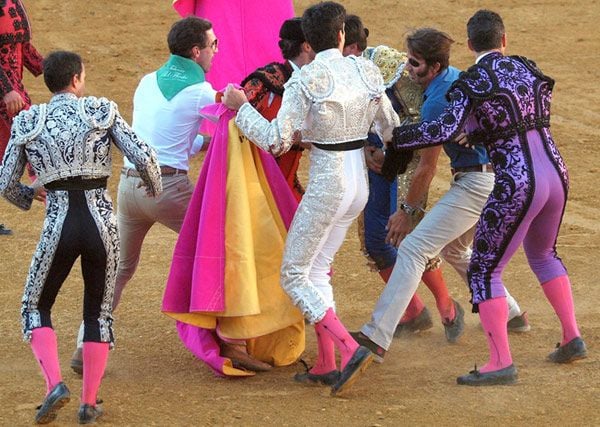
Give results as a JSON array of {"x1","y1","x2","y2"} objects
[{"x1": 353, "y1": 27, "x2": 529, "y2": 361}]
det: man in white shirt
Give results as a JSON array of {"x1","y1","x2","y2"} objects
[{"x1": 70, "y1": 16, "x2": 219, "y2": 373}]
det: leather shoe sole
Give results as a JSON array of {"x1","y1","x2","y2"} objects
[
  {"x1": 456, "y1": 364, "x2": 518, "y2": 386},
  {"x1": 349, "y1": 331, "x2": 386, "y2": 363},
  {"x1": 35, "y1": 382, "x2": 71, "y2": 424},
  {"x1": 294, "y1": 370, "x2": 340, "y2": 386},
  {"x1": 547, "y1": 337, "x2": 587, "y2": 363},
  {"x1": 331, "y1": 346, "x2": 373, "y2": 396}
]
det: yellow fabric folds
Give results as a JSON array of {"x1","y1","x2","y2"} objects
[{"x1": 169, "y1": 119, "x2": 304, "y2": 366}]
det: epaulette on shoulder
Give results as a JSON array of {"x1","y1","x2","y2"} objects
[
  {"x1": 512, "y1": 55, "x2": 555, "y2": 89},
  {"x1": 351, "y1": 55, "x2": 385, "y2": 97},
  {"x1": 79, "y1": 96, "x2": 117, "y2": 129},
  {"x1": 12, "y1": 104, "x2": 46, "y2": 145},
  {"x1": 448, "y1": 63, "x2": 495, "y2": 101},
  {"x1": 298, "y1": 59, "x2": 334, "y2": 102}
]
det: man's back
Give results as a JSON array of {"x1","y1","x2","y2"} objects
[{"x1": 296, "y1": 49, "x2": 388, "y2": 144}]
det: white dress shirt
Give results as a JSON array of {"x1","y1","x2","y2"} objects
[{"x1": 124, "y1": 71, "x2": 216, "y2": 171}]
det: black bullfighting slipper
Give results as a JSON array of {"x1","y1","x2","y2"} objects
[
  {"x1": 78, "y1": 403, "x2": 103, "y2": 424},
  {"x1": 547, "y1": 337, "x2": 587, "y2": 363},
  {"x1": 35, "y1": 382, "x2": 70, "y2": 424},
  {"x1": 330, "y1": 346, "x2": 373, "y2": 396},
  {"x1": 456, "y1": 364, "x2": 518, "y2": 386},
  {"x1": 294, "y1": 361, "x2": 340, "y2": 386}
]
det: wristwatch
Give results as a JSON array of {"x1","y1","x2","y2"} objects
[{"x1": 399, "y1": 202, "x2": 420, "y2": 216}]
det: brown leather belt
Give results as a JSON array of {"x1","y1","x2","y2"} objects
[
  {"x1": 122, "y1": 166, "x2": 187, "y2": 177},
  {"x1": 451, "y1": 163, "x2": 493, "y2": 174}
]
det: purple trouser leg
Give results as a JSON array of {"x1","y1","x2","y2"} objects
[{"x1": 469, "y1": 132, "x2": 568, "y2": 304}]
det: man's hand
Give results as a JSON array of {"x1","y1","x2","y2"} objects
[
  {"x1": 3, "y1": 90, "x2": 25, "y2": 117},
  {"x1": 385, "y1": 210, "x2": 413, "y2": 247},
  {"x1": 31, "y1": 179, "x2": 46, "y2": 203},
  {"x1": 200, "y1": 133, "x2": 211, "y2": 151},
  {"x1": 292, "y1": 130, "x2": 312, "y2": 150},
  {"x1": 454, "y1": 131, "x2": 474, "y2": 148},
  {"x1": 364, "y1": 146, "x2": 384, "y2": 174},
  {"x1": 223, "y1": 84, "x2": 249, "y2": 111}
]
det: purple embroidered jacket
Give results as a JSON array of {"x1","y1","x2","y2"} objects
[{"x1": 393, "y1": 52, "x2": 569, "y2": 302}]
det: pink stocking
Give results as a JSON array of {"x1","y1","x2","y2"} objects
[
  {"x1": 478, "y1": 297, "x2": 512, "y2": 373},
  {"x1": 81, "y1": 342, "x2": 109, "y2": 405},
  {"x1": 30, "y1": 328, "x2": 62, "y2": 394},
  {"x1": 311, "y1": 323, "x2": 337, "y2": 374},
  {"x1": 316, "y1": 308, "x2": 359, "y2": 369},
  {"x1": 542, "y1": 275, "x2": 580, "y2": 345},
  {"x1": 380, "y1": 266, "x2": 426, "y2": 323}
]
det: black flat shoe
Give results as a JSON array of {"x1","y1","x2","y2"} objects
[
  {"x1": 547, "y1": 337, "x2": 587, "y2": 363},
  {"x1": 331, "y1": 346, "x2": 373, "y2": 396},
  {"x1": 294, "y1": 369, "x2": 340, "y2": 386},
  {"x1": 78, "y1": 403, "x2": 103, "y2": 424},
  {"x1": 456, "y1": 364, "x2": 518, "y2": 386},
  {"x1": 35, "y1": 382, "x2": 70, "y2": 424}
]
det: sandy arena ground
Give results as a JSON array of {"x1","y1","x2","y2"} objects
[{"x1": 0, "y1": 0, "x2": 598, "y2": 425}]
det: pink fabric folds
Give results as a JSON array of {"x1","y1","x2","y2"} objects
[
  {"x1": 162, "y1": 102, "x2": 300, "y2": 376},
  {"x1": 162, "y1": 102, "x2": 230, "y2": 313},
  {"x1": 172, "y1": 0, "x2": 295, "y2": 90}
]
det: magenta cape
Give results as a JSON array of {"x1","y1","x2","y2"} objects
[
  {"x1": 162, "y1": 103, "x2": 303, "y2": 376},
  {"x1": 172, "y1": 0, "x2": 295, "y2": 90}
]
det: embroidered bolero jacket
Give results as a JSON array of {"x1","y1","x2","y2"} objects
[{"x1": 0, "y1": 93, "x2": 162, "y2": 210}]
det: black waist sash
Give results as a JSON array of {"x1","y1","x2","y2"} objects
[
  {"x1": 312, "y1": 140, "x2": 366, "y2": 151},
  {"x1": 46, "y1": 177, "x2": 108, "y2": 191}
]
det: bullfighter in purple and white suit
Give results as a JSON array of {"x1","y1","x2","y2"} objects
[{"x1": 392, "y1": 10, "x2": 587, "y2": 386}]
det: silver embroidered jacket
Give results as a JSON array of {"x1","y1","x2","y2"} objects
[
  {"x1": 0, "y1": 93, "x2": 162, "y2": 210},
  {"x1": 235, "y1": 48, "x2": 400, "y2": 156}
]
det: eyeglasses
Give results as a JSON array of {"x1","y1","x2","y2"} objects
[
  {"x1": 208, "y1": 38, "x2": 218, "y2": 50},
  {"x1": 407, "y1": 57, "x2": 423, "y2": 67}
]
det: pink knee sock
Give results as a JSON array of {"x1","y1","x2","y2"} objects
[
  {"x1": 399, "y1": 294, "x2": 426, "y2": 323},
  {"x1": 421, "y1": 268, "x2": 454, "y2": 321},
  {"x1": 542, "y1": 275, "x2": 580, "y2": 345},
  {"x1": 478, "y1": 297, "x2": 512, "y2": 373},
  {"x1": 311, "y1": 323, "x2": 337, "y2": 374},
  {"x1": 316, "y1": 308, "x2": 359, "y2": 369},
  {"x1": 30, "y1": 327, "x2": 62, "y2": 394},
  {"x1": 82, "y1": 342, "x2": 109, "y2": 405},
  {"x1": 380, "y1": 266, "x2": 426, "y2": 323}
]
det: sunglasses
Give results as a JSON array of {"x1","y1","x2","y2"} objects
[{"x1": 407, "y1": 57, "x2": 422, "y2": 67}]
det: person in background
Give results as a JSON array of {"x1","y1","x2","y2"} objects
[{"x1": 0, "y1": 0, "x2": 44, "y2": 235}]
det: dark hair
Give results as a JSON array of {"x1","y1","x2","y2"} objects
[
  {"x1": 406, "y1": 28, "x2": 454, "y2": 70},
  {"x1": 302, "y1": 1, "x2": 346, "y2": 53},
  {"x1": 43, "y1": 51, "x2": 83, "y2": 93},
  {"x1": 467, "y1": 9, "x2": 505, "y2": 52},
  {"x1": 279, "y1": 18, "x2": 305, "y2": 60},
  {"x1": 168, "y1": 16, "x2": 213, "y2": 58},
  {"x1": 344, "y1": 14, "x2": 369, "y2": 52},
  {"x1": 279, "y1": 39, "x2": 303, "y2": 60}
]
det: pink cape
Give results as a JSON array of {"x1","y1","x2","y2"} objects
[
  {"x1": 162, "y1": 103, "x2": 299, "y2": 376},
  {"x1": 172, "y1": 0, "x2": 295, "y2": 90}
]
